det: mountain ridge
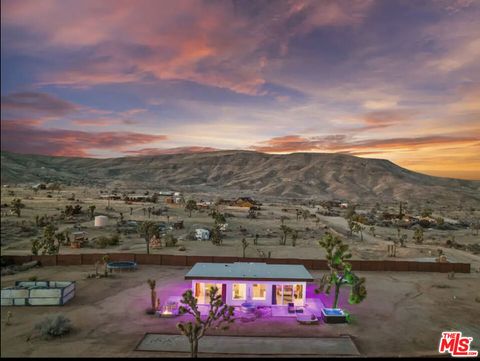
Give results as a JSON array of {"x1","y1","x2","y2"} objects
[{"x1": 1, "y1": 150, "x2": 479, "y2": 205}]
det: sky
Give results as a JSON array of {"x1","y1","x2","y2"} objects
[{"x1": 1, "y1": 0, "x2": 479, "y2": 180}]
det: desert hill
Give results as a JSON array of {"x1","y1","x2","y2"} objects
[{"x1": 1, "y1": 150, "x2": 479, "y2": 206}]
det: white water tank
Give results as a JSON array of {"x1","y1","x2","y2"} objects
[{"x1": 94, "y1": 215, "x2": 108, "y2": 227}]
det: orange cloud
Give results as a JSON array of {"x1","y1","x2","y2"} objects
[{"x1": 124, "y1": 146, "x2": 219, "y2": 156}]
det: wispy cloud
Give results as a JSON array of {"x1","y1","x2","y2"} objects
[{"x1": 1, "y1": 121, "x2": 167, "y2": 157}]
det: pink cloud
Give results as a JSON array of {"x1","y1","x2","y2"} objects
[
  {"x1": 1, "y1": 121, "x2": 167, "y2": 157},
  {"x1": 1, "y1": 92, "x2": 78, "y2": 121},
  {"x1": 2, "y1": 0, "x2": 374, "y2": 94}
]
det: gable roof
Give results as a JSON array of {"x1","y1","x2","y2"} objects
[{"x1": 185, "y1": 262, "x2": 314, "y2": 282}]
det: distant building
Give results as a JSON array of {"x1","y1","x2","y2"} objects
[{"x1": 195, "y1": 229, "x2": 210, "y2": 241}]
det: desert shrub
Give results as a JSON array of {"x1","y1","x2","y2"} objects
[
  {"x1": 164, "y1": 233, "x2": 178, "y2": 247},
  {"x1": 28, "y1": 275, "x2": 38, "y2": 282},
  {"x1": 94, "y1": 233, "x2": 120, "y2": 248},
  {"x1": 35, "y1": 314, "x2": 72, "y2": 339}
]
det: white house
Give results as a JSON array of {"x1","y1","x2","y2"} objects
[{"x1": 185, "y1": 262, "x2": 314, "y2": 307}]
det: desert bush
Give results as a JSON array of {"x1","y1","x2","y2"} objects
[
  {"x1": 34, "y1": 314, "x2": 72, "y2": 339},
  {"x1": 94, "y1": 233, "x2": 120, "y2": 248},
  {"x1": 164, "y1": 233, "x2": 178, "y2": 247}
]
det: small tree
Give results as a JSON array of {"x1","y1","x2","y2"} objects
[
  {"x1": 185, "y1": 200, "x2": 198, "y2": 217},
  {"x1": 347, "y1": 218, "x2": 355, "y2": 236},
  {"x1": 369, "y1": 226, "x2": 376, "y2": 237},
  {"x1": 31, "y1": 224, "x2": 61, "y2": 255},
  {"x1": 317, "y1": 233, "x2": 367, "y2": 309},
  {"x1": 413, "y1": 226, "x2": 424, "y2": 244},
  {"x1": 88, "y1": 205, "x2": 96, "y2": 220},
  {"x1": 177, "y1": 286, "x2": 235, "y2": 358},
  {"x1": 279, "y1": 224, "x2": 291, "y2": 245},
  {"x1": 102, "y1": 255, "x2": 110, "y2": 277},
  {"x1": 302, "y1": 209, "x2": 310, "y2": 221},
  {"x1": 291, "y1": 229, "x2": 298, "y2": 247},
  {"x1": 138, "y1": 221, "x2": 160, "y2": 254},
  {"x1": 147, "y1": 279, "x2": 157, "y2": 313},
  {"x1": 241, "y1": 238, "x2": 249, "y2": 258},
  {"x1": 11, "y1": 198, "x2": 23, "y2": 217},
  {"x1": 211, "y1": 225, "x2": 223, "y2": 246}
]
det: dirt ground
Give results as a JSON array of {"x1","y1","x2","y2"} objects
[
  {"x1": 2, "y1": 186, "x2": 479, "y2": 270},
  {"x1": 1, "y1": 265, "x2": 479, "y2": 357}
]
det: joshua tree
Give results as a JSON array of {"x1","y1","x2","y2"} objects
[
  {"x1": 291, "y1": 229, "x2": 298, "y2": 247},
  {"x1": 253, "y1": 233, "x2": 259, "y2": 245},
  {"x1": 211, "y1": 210, "x2": 226, "y2": 225},
  {"x1": 347, "y1": 218, "x2": 355, "y2": 236},
  {"x1": 185, "y1": 200, "x2": 198, "y2": 217},
  {"x1": 398, "y1": 201, "x2": 405, "y2": 219},
  {"x1": 177, "y1": 286, "x2": 235, "y2": 358},
  {"x1": 302, "y1": 209, "x2": 310, "y2": 221},
  {"x1": 11, "y1": 198, "x2": 23, "y2": 217},
  {"x1": 279, "y1": 224, "x2": 291, "y2": 245},
  {"x1": 138, "y1": 221, "x2": 160, "y2": 254},
  {"x1": 295, "y1": 209, "x2": 301, "y2": 221},
  {"x1": 147, "y1": 279, "x2": 157, "y2": 313},
  {"x1": 102, "y1": 255, "x2": 110, "y2": 277},
  {"x1": 210, "y1": 225, "x2": 223, "y2": 246},
  {"x1": 317, "y1": 233, "x2": 367, "y2": 309},
  {"x1": 88, "y1": 205, "x2": 96, "y2": 220},
  {"x1": 399, "y1": 233, "x2": 408, "y2": 247},
  {"x1": 241, "y1": 238, "x2": 249, "y2": 258},
  {"x1": 280, "y1": 215, "x2": 288, "y2": 225},
  {"x1": 369, "y1": 226, "x2": 376, "y2": 237},
  {"x1": 352, "y1": 222, "x2": 365, "y2": 241},
  {"x1": 31, "y1": 224, "x2": 61, "y2": 255},
  {"x1": 413, "y1": 226, "x2": 424, "y2": 244}
]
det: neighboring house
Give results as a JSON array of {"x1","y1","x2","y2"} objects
[
  {"x1": 234, "y1": 197, "x2": 259, "y2": 208},
  {"x1": 100, "y1": 194, "x2": 122, "y2": 200},
  {"x1": 195, "y1": 228, "x2": 210, "y2": 241},
  {"x1": 32, "y1": 183, "x2": 46, "y2": 190},
  {"x1": 185, "y1": 262, "x2": 313, "y2": 307}
]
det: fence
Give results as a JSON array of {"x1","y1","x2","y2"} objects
[{"x1": 2, "y1": 254, "x2": 470, "y2": 273}]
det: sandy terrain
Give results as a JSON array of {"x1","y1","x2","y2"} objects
[
  {"x1": 1, "y1": 264, "x2": 479, "y2": 357},
  {"x1": 2, "y1": 187, "x2": 479, "y2": 271}
]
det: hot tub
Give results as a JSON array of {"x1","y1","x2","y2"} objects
[{"x1": 321, "y1": 308, "x2": 347, "y2": 323}]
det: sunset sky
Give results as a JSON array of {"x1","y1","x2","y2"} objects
[{"x1": 1, "y1": 0, "x2": 479, "y2": 179}]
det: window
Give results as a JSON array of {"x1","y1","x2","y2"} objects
[
  {"x1": 232, "y1": 283, "x2": 246, "y2": 300},
  {"x1": 194, "y1": 283, "x2": 202, "y2": 298},
  {"x1": 294, "y1": 284, "x2": 303, "y2": 300},
  {"x1": 205, "y1": 283, "x2": 222, "y2": 302},
  {"x1": 252, "y1": 284, "x2": 267, "y2": 300}
]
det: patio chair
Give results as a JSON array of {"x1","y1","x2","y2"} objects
[{"x1": 288, "y1": 302, "x2": 295, "y2": 313}]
